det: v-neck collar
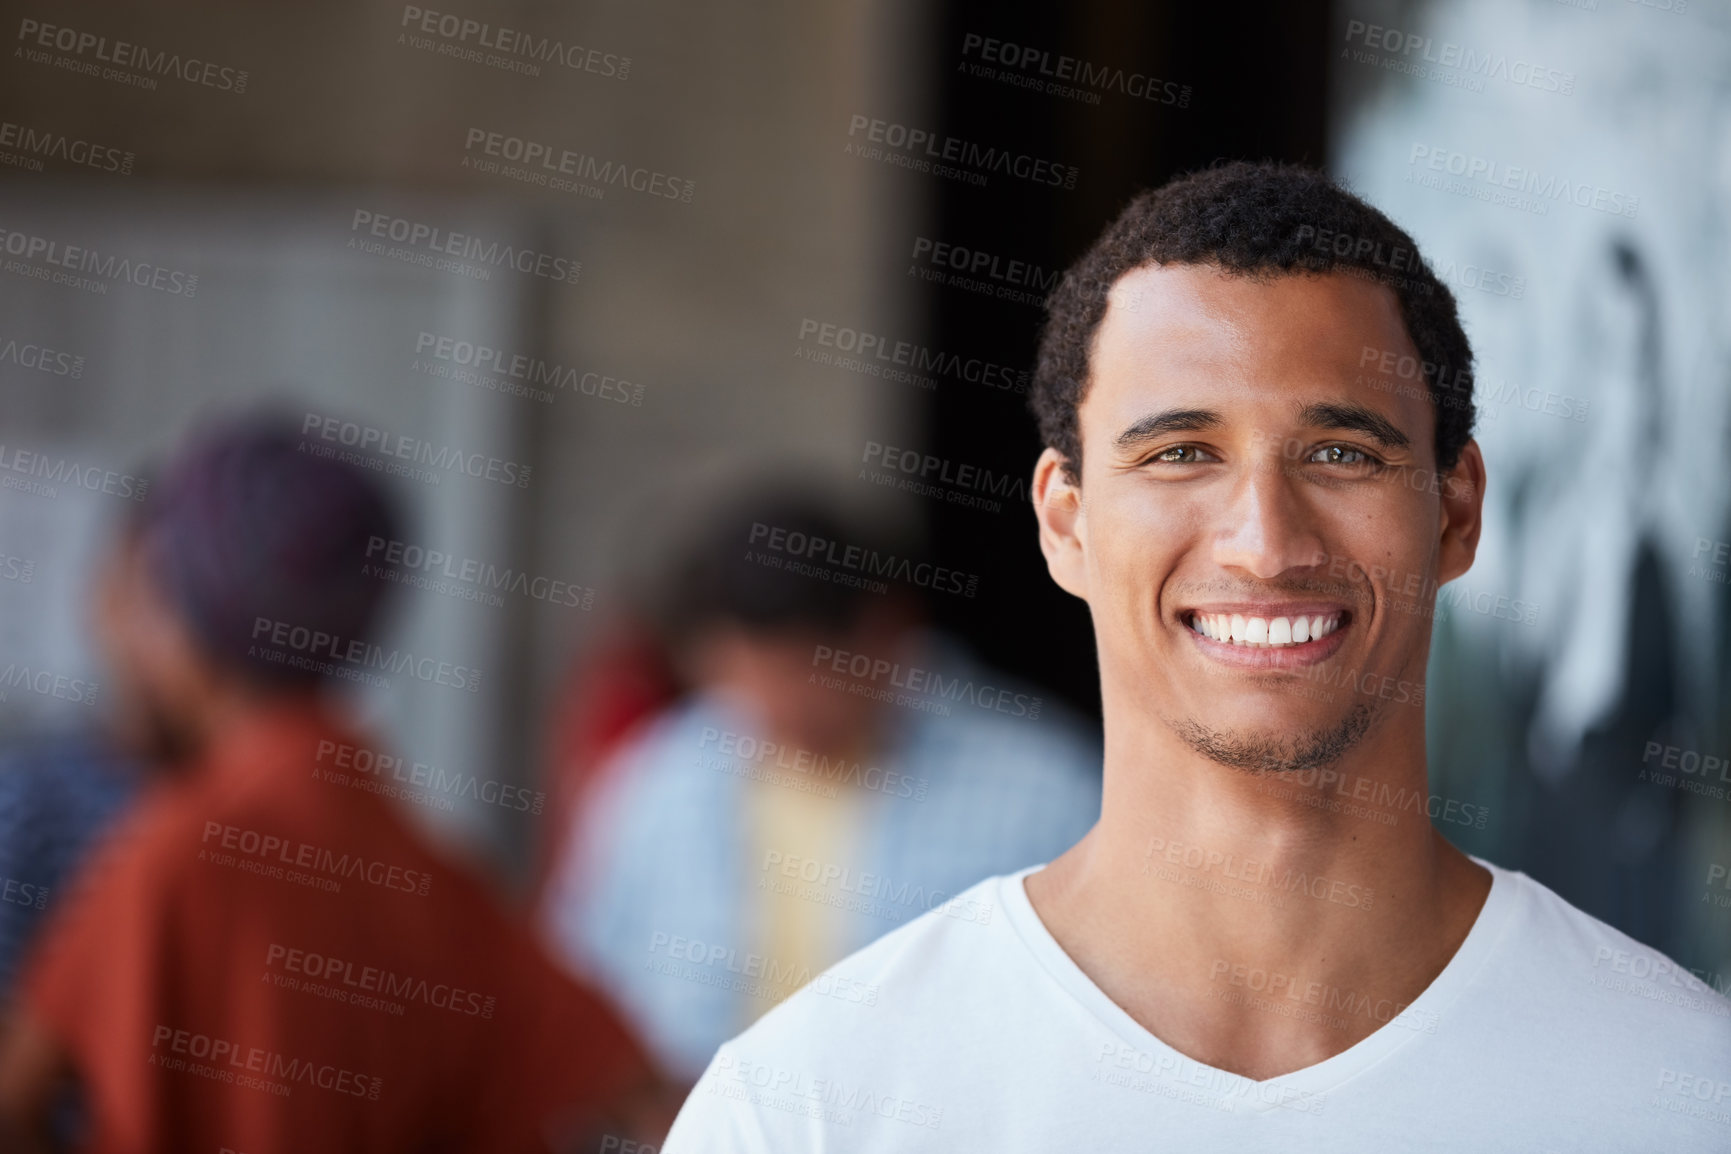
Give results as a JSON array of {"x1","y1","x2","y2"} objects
[{"x1": 999, "y1": 855, "x2": 1519, "y2": 1114}]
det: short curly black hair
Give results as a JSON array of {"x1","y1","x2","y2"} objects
[{"x1": 1031, "y1": 161, "x2": 1476, "y2": 481}]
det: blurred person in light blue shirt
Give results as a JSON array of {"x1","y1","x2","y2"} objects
[{"x1": 539, "y1": 487, "x2": 1101, "y2": 1083}]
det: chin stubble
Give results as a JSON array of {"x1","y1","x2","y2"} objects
[{"x1": 1165, "y1": 700, "x2": 1378, "y2": 775}]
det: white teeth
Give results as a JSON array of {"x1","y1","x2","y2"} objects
[{"x1": 1191, "y1": 612, "x2": 1341, "y2": 648}]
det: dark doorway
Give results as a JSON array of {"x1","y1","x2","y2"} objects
[{"x1": 922, "y1": 1, "x2": 1333, "y2": 719}]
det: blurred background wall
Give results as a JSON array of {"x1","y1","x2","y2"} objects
[
  {"x1": 0, "y1": 0, "x2": 931, "y2": 863},
  {"x1": 1331, "y1": 0, "x2": 1731, "y2": 979},
  {"x1": 1, "y1": 0, "x2": 1728, "y2": 986}
]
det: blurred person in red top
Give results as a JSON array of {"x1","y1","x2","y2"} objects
[{"x1": 0, "y1": 412, "x2": 657, "y2": 1154}]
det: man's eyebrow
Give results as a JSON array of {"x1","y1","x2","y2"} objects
[
  {"x1": 1297, "y1": 401, "x2": 1411, "y2": 451},
  {"x1": 1113, "y1": 408, "x2": 1224, "y2": 449}
]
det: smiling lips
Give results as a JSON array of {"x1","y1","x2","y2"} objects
[{"x1": 1187, "y1": 611, "x2": 1343, "y2": 648}]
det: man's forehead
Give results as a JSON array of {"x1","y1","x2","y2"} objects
[
  {"x1": 1092, "y1": 264, "x2": 1418, "y2": 380},
  {"x1": 1104, "y1": 262, "x2": 1404, "y2": 329},
  {"x1": 1082, "y1": 263, "x2": 1433, "y2": 444}
]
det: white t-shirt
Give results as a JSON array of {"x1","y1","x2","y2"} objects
[{"x1": 662, "y1": 859, "x2": 1731, "y2": 1151}]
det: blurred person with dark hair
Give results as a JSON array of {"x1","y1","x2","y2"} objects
[
  {"x1": 538, "y1": 484, "x2": 1102, "y2": 1085},
  {"x1": 0, "y1": 412, "x2": 656, "y2": 1153}
]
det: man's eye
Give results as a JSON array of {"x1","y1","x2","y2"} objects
[
  {"x1": 1153, "y1": 445, "x2": 1211, "y2": 464},
  {"x1": 1310, "y1": 445, "x2": 1372, "y2": 466}
]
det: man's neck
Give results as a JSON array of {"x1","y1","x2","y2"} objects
[{"x1": 1025, "y1": 711, "x2": 1491, "y2": 1082}]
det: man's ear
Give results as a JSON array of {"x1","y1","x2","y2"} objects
[
  {"x1": 1435, "y1": 439, "x2": 1486, "y2": 587},
  {"x1": 1032, "y1": 448, "x2": 1089, "y2": 601}
]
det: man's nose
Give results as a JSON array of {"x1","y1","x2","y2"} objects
[{"x1": 1211, "y1": 462, "x2": 1326, "y2": 580}]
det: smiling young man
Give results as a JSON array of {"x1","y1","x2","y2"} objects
[{"x1": 660, "y1": 162, "x2": 1731, "y2": 1150}]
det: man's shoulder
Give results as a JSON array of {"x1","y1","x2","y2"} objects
[
  {"x1": 1489, "y1": 863, "x2": 1731, "y2": 1059},
  {"x1": 664, "y1": 872, "x2": 1026, "y2": 1151}
]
